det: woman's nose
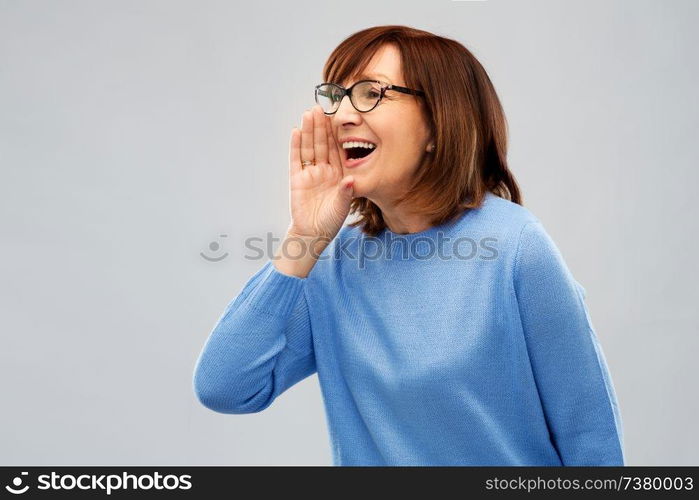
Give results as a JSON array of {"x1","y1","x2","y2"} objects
[{"x1": 333, "y1": 95, "x2": 362, "y2": 126}]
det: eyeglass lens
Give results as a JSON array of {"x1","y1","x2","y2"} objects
[{"x1": 316, "y1": 81, "x2": 382, "y2": 114}]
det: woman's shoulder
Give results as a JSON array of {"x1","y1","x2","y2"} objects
[
  {"x1": 479, "y1": 191, "x2": 540, "y2": 227},
  {"x1": 443, "y1": 191, "x2": 541, "y2": 246}
]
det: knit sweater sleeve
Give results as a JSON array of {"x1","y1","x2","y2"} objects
[
  {"x1": 192, "y1": 260, "x2": 316, "y2": 414},
  {"x1": 513, "y1": 221, "x2": 625, "y2": 466}
]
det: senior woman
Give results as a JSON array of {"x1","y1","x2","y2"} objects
[{"x1": 193, "y1": 25, "x2": 625, "y2": 466}]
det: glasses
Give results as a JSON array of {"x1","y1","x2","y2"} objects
[{"x1": 314, "y1": 80, "x2": 426, "y2": 115}]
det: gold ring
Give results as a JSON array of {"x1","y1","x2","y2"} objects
[{"x1": 301, "y1": 160, "x2": 314, "y2": 167}]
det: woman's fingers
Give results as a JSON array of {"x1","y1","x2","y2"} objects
[
  {"x1": 296, "y1": 106, "x2": 338, "y2": 171},
  {"x1": 300, "y1": 109, "x2": 314, "y2": 164},
  {"x1": 289, "y1": 127, "x2": 301, "y2": 175},
  {"x1": 326, "y1": 117, "x2": 342, "y2": 173},
  {"x1": 313, "y1": 105, "x2": 328, "y2": 165}
]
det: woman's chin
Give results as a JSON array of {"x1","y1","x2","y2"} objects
[
  {"x1": 350, "y1": 183, "x2": 362, "y2": 198},
  {"x1": 348, "y1": 181, "x2": 374, "y2": 201}
]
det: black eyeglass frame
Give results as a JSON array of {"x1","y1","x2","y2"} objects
[{"x1": 314, "y1": 79, "x2": 426, "y2": 115}]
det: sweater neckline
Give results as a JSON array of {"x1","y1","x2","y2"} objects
[{"x1": 377, "y1": 191, "x2": 493, "y2": 243}]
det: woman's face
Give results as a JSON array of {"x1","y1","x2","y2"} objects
[{"x1": 331, "y1": 44, "x2": 433, "y2": 207}]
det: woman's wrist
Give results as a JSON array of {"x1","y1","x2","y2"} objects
[{"x1": 272, "y1": 230, "x2": 332, "y2": 278}]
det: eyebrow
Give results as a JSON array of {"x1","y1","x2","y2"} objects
[{"x1": 353, "y1": 73, "x2": 393, "y2": 83}]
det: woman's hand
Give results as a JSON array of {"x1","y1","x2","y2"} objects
[{"x1": 287, "y1": 105, "x2": 354, "y2": 241}]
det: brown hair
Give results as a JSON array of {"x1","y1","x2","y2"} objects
[{"x1": 322, "y1": 25, "x2": 522, "y2": 237}]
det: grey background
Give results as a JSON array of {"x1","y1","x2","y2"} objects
[{"x1": 1, "y1": 0, "x2": 697, "y2": 465}]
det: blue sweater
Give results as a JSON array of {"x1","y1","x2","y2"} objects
[{"x1": 193, "y1": 192, "x2": 626, "y2": 466}]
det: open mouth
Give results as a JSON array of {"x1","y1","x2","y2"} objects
[{"x1": 342, "y1": 141, "x2": 377, "y2": 162}]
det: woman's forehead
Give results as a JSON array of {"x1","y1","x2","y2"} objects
[{"x1": 341, "y1": 70, "x2": 397, "y2": 86}]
